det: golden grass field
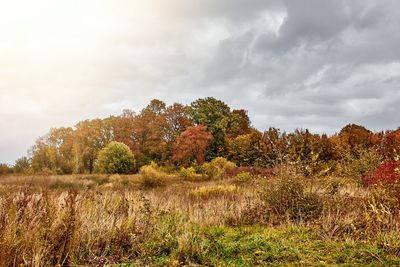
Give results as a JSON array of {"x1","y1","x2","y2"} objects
[{"x1": 1, "y1": 167, "x2": 400, "y2": 266}]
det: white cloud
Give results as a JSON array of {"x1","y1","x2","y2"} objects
[{"x1": 1, "y1": 0, "x2": 400, "y2": 163}]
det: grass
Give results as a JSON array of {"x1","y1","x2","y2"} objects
[
  {"x1": 0, "y1": 169, "x2": 399, "y2": 266},
  {"x1": 116, "y1": 225, "x2": 400, "y2": 266}
]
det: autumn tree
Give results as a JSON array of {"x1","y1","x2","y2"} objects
[
  {"x1": 164, "y1": 103, "x2": 192, "y2": 144},
  {"x1": 227, "y1": 109, "x2": 252, "y2": 137},
  {"x1": 130, "y1": 99, "x2": 169, "y2": 166},
  {"x1": 380, "y1": 129, "x2": 400, "y2": 160},
  {"x1": 106, "y1": 110, "x2": 137, "y2": 152},
  {"x1": 287, "y1": 129, "x2": 316, "y2": 163},
  {"x1": 29, "y1": 127, "x2": 75, "y2": 174},
  {"x1": 263, "y1": 127, "x2": 289, "y2": 165},
  {"x1": 0, "y1": 164, "x2": 12, "y2": 175},
  {"x1": 171, "y1": 125, "x2": 213, "y2": 166},
  {"x1": 188, "y1": 97, "x2": 236, "y2": 159},
  {"x1": 337, "y1": 124, "x2": 375, "y2": 155},
  {"x1": 73, "y1": 119, "x2": 113, "y2": 173},
  {"x1": 228, "y1": 129, "x2": 269, "y2": 167}
]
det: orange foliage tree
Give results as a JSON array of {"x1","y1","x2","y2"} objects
[{"x1": 171, "y1": 125, "x2": 213, "y2": 166}]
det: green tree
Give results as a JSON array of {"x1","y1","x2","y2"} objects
[
  {"x1": 95, "y1": 141, "x2": 135, "y2": 174},
  {"x1": 188, "y1": 97, "x2": 234, "y2": 159}
]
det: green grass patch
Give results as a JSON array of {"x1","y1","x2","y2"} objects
[{"x1": 113, "y1": 225, "x2": 400, "y2": 266}]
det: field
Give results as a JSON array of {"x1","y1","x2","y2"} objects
[{"x1": 1, "y1": 166, "x2": 400, "y2": 266}]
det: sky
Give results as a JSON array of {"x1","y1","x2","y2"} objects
[{"x1": 1, "y1": 0, "x2": 400, "y2": 164}]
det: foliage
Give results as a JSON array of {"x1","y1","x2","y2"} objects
[
  {"x1": 94, "y1": 141, "x2": 135, "y2": 174},
  {"x1": 363, "y1": 161, "x2": 400, "y2": 187},
  {"x1": 263, "y1": 167, "x2": 323, "y2": 222},
  {"x1": 13, "y1": 157, "x2": 32, "y2": 174},
  {"x1": 202, "y1": 157, "x2": 236, "y2": 180},
  {"x1": 18, "y1": 97, "x2": 400, "y2": 178},
  {"x1": 337, "y1": 124, "x2": 375, "y2": 152},
  {"x1": 233, "y1": 171, "x2": 253, "y2": 184},
  {"x1": 380, "y1": 129, "x2": 400, "y2": 160},
  {"x1": 138, "y1": 162, "x2": 167, "y2": 189},
  {"x1": 179, "y1": 166, "x2": 197, "y2": 178},
  {"x1": 171, "y1": 125, "x2": 213, "y2": 166},
  {"x1": 188, "y1": 97, "x2": 237, "y2": 159},
  {"x1": 336, "y1": 147, "x2": 383, "y2": 185},
  {"x1": 263, "y1": 127, "x2": 289, "y2": 165},
  {"x1": 0, "y1": 164, "x2": 12, "y2": 175},
  {"x1": 228, "y1": 129, "x2": 269, "y2": 167}
]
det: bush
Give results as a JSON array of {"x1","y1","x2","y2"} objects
[
  {"x1": 201, "y1": 157, "x2": 236, "y2": 180},
  {"x1": 233, "y1": 172, "x2": 253, "y2": 184},
  {"x1": 0, "y1": 164, "x2": 12, "y2": 176},
  {"x1": 179, "y1": 167, "x2": 206, "y2": 181},
  {"x1": 336, "y1": 147, "x2": 382, "y2": 185},
  {"x1": 263, "y1": 168, "x2": 322, "y2": 222},
  {"x1": 139, "y1": 162, "x2": 166, "y2": 189},
  {"x1": 95, "y1": 141, "x2": 135, "y2": 174},
  {"x1": 180, "y1": 167, "x2": 196, "y2": 178},
  {"x1": 362, "y1": 161, "x2": 400, "y2": 187}
]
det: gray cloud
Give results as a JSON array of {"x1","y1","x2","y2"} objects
[{"x1": 1, "y1": 0, "x2": 400, "y2": 163}]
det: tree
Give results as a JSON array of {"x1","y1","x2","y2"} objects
[
  {"x1": 0, "y1": 164, "x2": 12, "y2": 175},
  {"x1": 95, "y1": 141, "x2": 135, "y2": 174},
  {"x1": 164, "y1": 103, "x2": 192, "y2": 143},
  {"x1": 14, "y1": 157, "x2": 32, "y2": 174},
  {"x1": 73, "y1": 119, "x2": 113, "y2": 173},
  {"x1": 131, "y1": 99, "x2": 169, "y2": 166},
  {"x1": 228, "y1": 129, "x2": 269, "y2": 167},
  {"x1": 337, "y1": 124, "x2": 374, "y2": 155},
  {"x1": 381, "y1": 129, "x2": 400, "y2": 160},
  {"x1": 227, "y1": 109, "x2": 252, "y2": 137},
  {"x1": 188, "y1": 97, "x2": 234, "y2": 159},
  {"x1": 171, "y1": 125, "x2": 213, "y2": 166},
  {"x1": 263, "y1": 127, "x2": 289, "y2": 165}
]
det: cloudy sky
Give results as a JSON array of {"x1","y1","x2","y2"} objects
[{"x1": 1, "y1": 0, "x2": 400, "y2": 163}]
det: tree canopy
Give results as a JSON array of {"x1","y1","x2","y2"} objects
[{"x1": 7, "y1": 97, "x2": 400, "y2": 175}]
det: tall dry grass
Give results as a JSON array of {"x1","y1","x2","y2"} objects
[{"x1": 0, "y1": 168, "x2": 400, "y2": 265}]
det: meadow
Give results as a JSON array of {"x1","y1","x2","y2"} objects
[{"x1": 1, "y1": 163, "x2": 400, "y2": 266}]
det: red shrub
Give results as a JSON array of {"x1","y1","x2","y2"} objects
[{"x1": 362, "y1": 161, "x2": 400, "y2": 187}]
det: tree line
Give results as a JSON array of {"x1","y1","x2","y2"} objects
[{"x1": 3, "y1": 97, "x2": 400, "y2": 175}]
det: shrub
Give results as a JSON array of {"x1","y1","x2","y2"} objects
[
  {"x1": 179, "y1": 167, "x2": 206, "y2": 181},
  {"x1": 191, "y1": 185, "x2": 240, "y2": 200},
  {"x1": 263, "y1": 169, "x2": 322, "y2": 222},
  {"x1": 201, "y1": 157, "x2": 236, "y2": 180},
  {"x1": 233, "y1": 172, "x2": 253, "y2": 184},
  {"x1": 0, "y1": 164, "x2": 12, "y2": 176},
  {"x1": 362, "y1": 161, "x2": 400, "y2": 187},
  {"x1": 324, "y1": 180, "x2": 342, "y2": 195},
  {"x1": 139, "y1": 162, "x2": 166, "y2": 189},
  {"x1": 95, "y1": 141, "x2": 135, "y2": 174},
  {"x1": 336, "y1": 147, "x2": 382, "y2": 185},
  {"x1": 180, "y1": 167, "x2": 196, "y2": 178}
]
